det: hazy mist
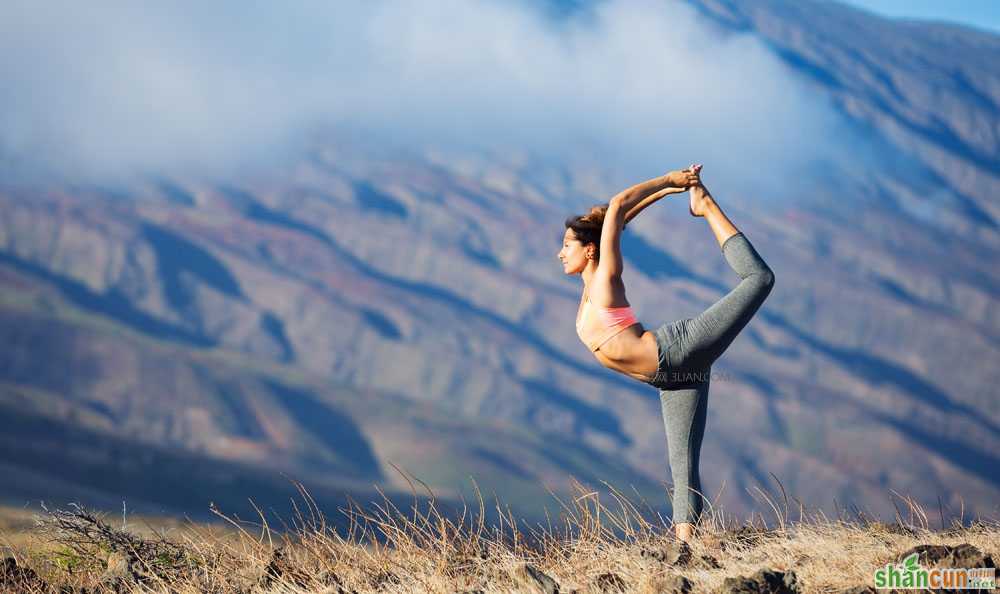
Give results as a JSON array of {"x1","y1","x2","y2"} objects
[{"x1": 1, "y1": 0, "x2": 849, "y2": 192}]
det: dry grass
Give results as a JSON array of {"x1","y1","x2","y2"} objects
[{"x1": 1, "y1": 473, "x2": 996, "y2": 593}]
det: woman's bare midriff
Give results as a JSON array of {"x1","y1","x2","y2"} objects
[{"x1": 592, "y1": 324, "x2": 661, "y2": 382}]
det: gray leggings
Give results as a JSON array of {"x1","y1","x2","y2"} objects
[{"x1": 643, "y1": 232, "x2": 775, "y2": 525}]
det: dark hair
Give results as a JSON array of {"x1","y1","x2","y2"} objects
[{"x1": 564, "y1": 202, "x2": 611, "y2": 260}]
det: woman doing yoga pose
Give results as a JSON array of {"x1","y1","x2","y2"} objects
[{"x1": 558, "y1": 165, "x2": 775, "y2": 543}]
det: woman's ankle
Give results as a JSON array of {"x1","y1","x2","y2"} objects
[{"x1": 674, "y1": 522, "x2": 696, "y2": 542}]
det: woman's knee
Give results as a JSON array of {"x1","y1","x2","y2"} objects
[
  {"x1": 739, "y1": 266, "x2": 775, "y2": 315},
  {"x1": 751, "y1": 265, "x2": 775, "y2": 294},
  {"x1": 760, "y1": 265, "x2": 775, "y2": 287}
]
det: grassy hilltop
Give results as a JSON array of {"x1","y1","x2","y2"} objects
[{"x1": 1, "y1": 482, "x2": 996, "y2": 593}]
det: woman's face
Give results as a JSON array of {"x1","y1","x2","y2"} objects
[{"x1": 558, "y1": 228, "x2": 591, "y2": 275}]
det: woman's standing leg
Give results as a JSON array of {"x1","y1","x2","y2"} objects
[{"x1": 660, "y1": 376, "x2": 710, "y2": 541}]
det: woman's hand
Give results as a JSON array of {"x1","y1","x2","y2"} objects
[
  {"x1": 665, "y1": 164, "x2": 702, "y2": 188},
  {"x1": 616, "y1": 164, "x2": 702, "y2": 226}
]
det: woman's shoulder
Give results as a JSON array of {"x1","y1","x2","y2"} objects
[{"x1": 587, "y1": 274, "x2": 628, "y2": 309}]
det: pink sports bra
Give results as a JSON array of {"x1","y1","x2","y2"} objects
[{"x1": 576, "y1": 291, "x2": 640, "y2": 352}]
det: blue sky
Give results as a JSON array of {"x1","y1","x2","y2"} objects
[{"x1": 842, "y1": 0, "x2": 1000, "y2": 34}]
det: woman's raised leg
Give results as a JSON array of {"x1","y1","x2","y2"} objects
[{"x1": 675, "y1": 183, "x2": 775, "y2": 370}]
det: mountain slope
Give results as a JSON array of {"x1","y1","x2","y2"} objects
[{"x1": 0, "y1": 0, "x2": 997, "y2": 524}]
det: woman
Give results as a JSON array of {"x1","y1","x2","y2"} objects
[{"x1": 558, "y1": 165, "x2": 775, "y2": 543}]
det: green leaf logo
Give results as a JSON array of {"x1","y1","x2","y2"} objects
[{"x1": 904, "y1": 552, "x2": 920, "y2": 572}]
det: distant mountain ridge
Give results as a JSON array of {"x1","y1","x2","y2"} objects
[{"x1": 689, "y1": 0, "x2": 1000, "y2": 234}]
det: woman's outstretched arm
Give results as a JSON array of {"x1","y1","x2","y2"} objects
[
  {"x1": 615, "y1": 167, "x2": 700, "y2": 225},
  {"x1": 623, "y1": 186, "x2": 688, "y2": 227}
]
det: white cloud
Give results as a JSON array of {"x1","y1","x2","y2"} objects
[{"x1": 0, "y1": 0, "x2": 845, "y2": 191}]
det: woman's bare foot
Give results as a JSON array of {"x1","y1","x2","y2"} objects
[
  {"x1": 689, "y1": 183, "x2": 715, "y2": 217},
  {"x1": 689, "y1": 169, "x2": 741, "y2": 247}
]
